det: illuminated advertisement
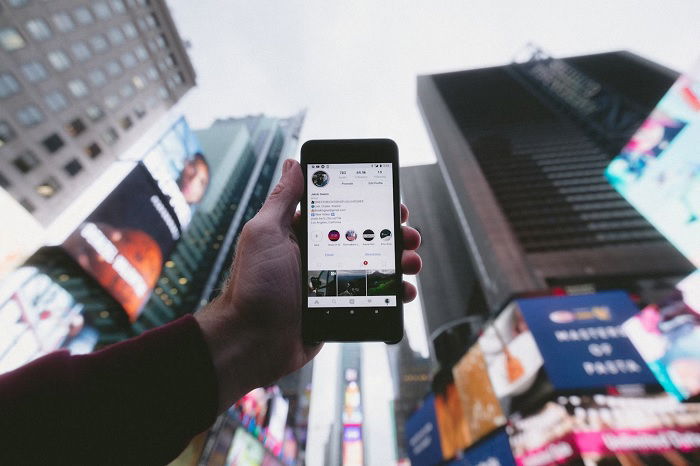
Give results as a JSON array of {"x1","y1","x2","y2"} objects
[
  {"x1": 342, "y1": 425, "x2": 364, "y2": 466},
  {"x1": 606, "y1": 61, "x2": 700, "y2": 266},
  {"x1": 406, "y1": 394, "x2": 443, "y2": 466},
  {"x1": 479, "y1": 302, "x2": 544, "y2": 413},
  {"x1": 623, "y1": 270, "x2": 700, "y2": 400},
  {"x1": 225, "y1": 428, "x2": 265, "y2": 466},
  {"x1": 62, "y1": 164, "x2": 180, "y2": 321},
  {"x1": 511, "y1": 394, "x2": 700, "y2": 465},
  {"x1": 142, "y1": 117, "x2": 209, "y2": 228},
  {"x1": 446, "y1": 429, "x2": 515, "y2": 466},
  {"x1": 516, "y1": 291, "x2": 657, "y2": 390},
  {"x1": 434, "y1": 383, "x2": 470, "y2": 459},
  {"x1": 452, "y1": 344, "x2": 507, "y2": 447},
  {"x1": 0, "y1": 267, "x2": 96, "y2": 375}
]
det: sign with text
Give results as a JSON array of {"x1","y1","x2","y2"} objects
[
  {"x1": 62, "y1": 164, "x2": 180, "y2": 321},
  {"x1": 406, "y1": 394, "x2": 443, "y2": 466},
  {"x1": 516, "y1": 291, "x2": 657, "y2": 390}
]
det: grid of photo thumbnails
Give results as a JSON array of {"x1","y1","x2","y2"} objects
[{"x1": 308, "y1": 270, "x2": 399, "y2": 298}]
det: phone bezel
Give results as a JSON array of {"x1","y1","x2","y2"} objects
[{"x1": 300, "y1": 139, "x2": 403, "y2": 344}]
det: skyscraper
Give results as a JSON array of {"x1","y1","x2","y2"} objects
[
  {"x1": 417, "y1": 50, "x2": 694, "y2": 313},
  {"x1": 0, "y1": 0, "x2": 195, "y2": 225}
]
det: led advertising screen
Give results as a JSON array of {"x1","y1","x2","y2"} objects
[
  {"x1": 62, "y1": 164, "x2": 181, "y2": 321},
  {"x1": 0, "y1": 267, "x2": 96, "y2": 375},
  {"x1": 142, "y1": 117, "x2": 209, "y2": 229},
  {"x1": 445, "y1": 428, "x2": 515, "y2": 466},
  {"x1": 225, "y1": 428, "x2": 265, "y2": 466},
  {"x1": 516, "y1": 291, "x2": 657, "y2": 390},
  {"x1": 405, "y1": 394, "x2": 443, "y2": 466},
  {"x1": 606, "y1": 61, "x2": 700, "y2": 266},
  {"x1": 623, "y1": 270, "x2": 700, "y2": 400}
]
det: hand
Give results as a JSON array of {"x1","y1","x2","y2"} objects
[{"x1": 195, "y1": 159, "x2": 422, "y2": 412}]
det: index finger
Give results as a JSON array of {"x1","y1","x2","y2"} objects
[{"x1": 401, "y1": 204, "x2": 409, "y2": 223}]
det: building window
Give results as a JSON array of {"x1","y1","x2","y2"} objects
[
  {"x1": 145, "y1": 66, "x2": 158, "y2": 81},
  {"x1": 164, "y1": 54, "x2": 176, "y2": 68},
  {"x1": 73, "y1": 7, "x2": 94, "y2": 25},
  {"x1": 102, "y1": 127, "x2": 119, "y2": 146},
  {"x1": 89, "y1": 34, "x2": 109, "y2": 53},
  {"x1": 0, "y1": 171, "x2": 10, "y2": 189},
  {"x1": 19, "y1": 198, "x2": 35, "y2": 213},
  {"x1": 134, "y1": 45, "x2": 148, "y2": 61},
  {"x1": 104, "y1": 94, "x2": 119, "y2": 110},
  {"x1": 0, "y1": 73, "x2": 21, "y2": 98},
  {"x1": 172, "y1": 73, "x2": 184, "y2": 86},
  {"x1": 36, "y1": 176, "x2": 61, "y2": 198},
  {"x1": 21, "y1": 61, "x2": 48, "y2": 83},
  {"x1": 16, "y1": 105, "x2": 44, "y2": 127},
  {"x1": 13, "y1": 150, "x2": 40, "y2": 173},
  {"x1": 121, "y1": 52, "x2": 137, "y2": 69},
  {"x1": 41, "y1": 133, "x2": 65, "y2": 153},
  {"x1": 132, "y1": 75, "x2": 145, "y2": 89},
  {"x1": 85, "y1": 104, "x2": 105, "y2": 122},
  {"x1": 70, "y1": 41, "x2": 92, "y2": 62},
  {"x1": 119, "y1": 115, "x2": 133, "y2": 130},
  {"x1": 68, "y1": 79, "x2": 89, "y2": 98},
  {"x1": 47, "y1": 50, "x2": 71, "y2": 71},
  {"x1": 64, "y1": 159, "x2": 83, "y2": 177},
  {"x1": 105, "y1": 60, "x2": 122, "y2": 77},
  {"x1": 119, "y1": 83, "x2": 134, "y2": 99},
  {"x1": 0, "y1": 120, "x2": 17, "y2": 146},
  {"x1": 156, "y1": 35, "x2": 167, "y2": 49},
  {"x1": 122, "y1": 22, "x2": 137, "y2": 39},
  {"x1": 158, "y1": 86, "x2": 169, "y2": 100},
  {"x1": 84, "y1": 142, "x2": 102, "y2": 159},
  {"x1": 107, "y1": 27, "x2": 124, "y2": 46},
  {"x1": 88, "y1": 69, "x2": 107, "y2": 87},
  {"x1": 134, "y1": 105, "x2": 146, "y2": 119},
  {"x1": 109, "y1": 0, "x2": 126, "y2": 13},
  {"x1": 66, "y1": 118, "x2": 87, "y2": 137},
  {"x1": 8, "y1": 0, "x2": 30, "y2": 7},
  {"x1": 44, "y1": 90, "x2": 69, "y2": 113},
  {"x1": 25, "y1": 19, "x2": 52, "y2": 41},
  {"x1": 145, "y1": 14, "x2": 158, "y2": 29},
  {"x1": 92, "y1": 2, "x2": 112, "y2": 19},
  {"x1": 52, "y1": 12, "x2": 75, "y2": 33},
  {"x1": 0, "y1": 27, "x2": 26, "y2": 51}
]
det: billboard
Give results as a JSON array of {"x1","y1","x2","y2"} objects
[
  {"x1": 0, "y1": 267, "x2": 96, "y2": 374},
  {"x1": 516, "y1": 291, "x2": 657, "y2": 390},
  {"x1": 405, "y1": 394, "x2": 443, "y2": 466},
  {"x1": 225, "y1": 428, "x2": 265, "y2": 466},
  {"x1": 342, "y1": 425, "x2": 364, "y2": 466},
  {"x1": 62, "y1": 164, "x2": 180, "y2": 321},
  {"x1": 606, "y1": 61, "x2": 700, "y2": 266},
  {"x1": 623, "y1": 270, "x2": 700, "y2": 400},
  {"x1": 452, "y1": 343, "x2": 507, "y2": 447},
  {"x1": 141, "y1": 117, "x2": 209, "y2": 229},
  {"x1": 446, "y1": 429, "x2": 515, "y2": 466}
]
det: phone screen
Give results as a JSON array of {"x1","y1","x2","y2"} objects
[{"x1": 306, "y1": 162, "x2": 399, "y2": 308}]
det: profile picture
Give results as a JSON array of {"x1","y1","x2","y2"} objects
[
  {"x1": 363, "y1": 229, "x2": 375, "y2": 241},
  {"x1": 312, "y1": 170, "x2": 330, "y2": 187},
  {"x1": 380, "y1": 229, "x2": 392, "y2": 240},
  {"x1": 328, "y1": 230, "x2": 340, "y2": 241},
  {"x1": 345, "y1": 230, "x2": 357, "y2": 241}
]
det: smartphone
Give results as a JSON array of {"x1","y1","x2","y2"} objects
[{"x1": 301, "y1": 139, "x2": 403, "y2": 344}]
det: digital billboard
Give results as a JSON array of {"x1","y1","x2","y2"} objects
[
  {"x1": 62, "y1": 164, "x2": 181, "y2": 321},
  {"x1": 141, "y1": 117, "x2": 209, "y2": 229},
  {"x1": 606, "y1": 61, "x2": 700, "y2": 266},
  {"x1": 225, "y1": 428, "x2": 265, "y2": 466},
  {"x1": 516, "y1": 291, "x2": 657, "y2": 390},
  {"x1": 405, "y1": 394, "x2": 443, "y2": 466},
  {"x1": 623, "y1": 270, "x2": 700, "y2": 400},
  {"x1": 0, "y1": 267, "x2": 96, "y2": 375}
]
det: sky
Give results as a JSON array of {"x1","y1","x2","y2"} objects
[{"x1": 161, "y1": 2, "x2": 700, "y2": 463}]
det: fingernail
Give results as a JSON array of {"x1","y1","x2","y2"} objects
[{"x1": 283, "y1": 159, "x2": 292, "y2": 173}]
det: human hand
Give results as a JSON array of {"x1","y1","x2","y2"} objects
[{"x1": 196, "y1": 159, "x2": 422, "y2": 412}]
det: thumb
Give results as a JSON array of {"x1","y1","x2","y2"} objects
[{"x1": 259, "y1": 159, "x2": 303, "y2": 225}]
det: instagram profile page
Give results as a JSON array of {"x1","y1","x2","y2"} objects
[{"x1": 307, "y1": 163, "x2": 398, "y2": 308}]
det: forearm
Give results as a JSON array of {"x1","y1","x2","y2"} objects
[{"x1": 0, "y1": 315, "x2": 218, "y2": 466}]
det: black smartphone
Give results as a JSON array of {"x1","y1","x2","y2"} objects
[{"x1": 300, "y1": 139, "x2": 403, "y2": 344}]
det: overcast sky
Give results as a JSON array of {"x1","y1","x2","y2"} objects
[
  {"x1": 167, "y1": 0, "x2": 700, "y2": 168},
  {"x1": 162, "y1": 2, "x2": 700, "y2": 464}
]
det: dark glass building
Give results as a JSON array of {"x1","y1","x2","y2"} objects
[{"x1": 417, "y1": 51, "x2": 694, "y2": 313}]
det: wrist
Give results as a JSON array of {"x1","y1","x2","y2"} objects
[{"x1": 194, "y1": 297, "x2": 257, "y2": 413}]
